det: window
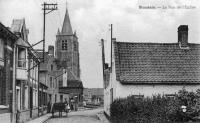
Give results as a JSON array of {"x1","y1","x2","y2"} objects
[
  {"x1": 74, "y1": 42, "x2": 77, "y2": 51},
  {"x1": 25, "y1": 86, "x2": 28, "y2": 109},
  {"x1": 59, "y1": 80, "x2": 62, "y2": 87},
  {"x1": 17, "y1": 89, "x2": 20, "y2": 110},
  {"x1": 50, "y1": 77, "x2": 53, "y2": 88},
  {"x1": 131, "y1": 95, "x2": 144, "y2": 99},
  {"x1": 60, "y1": 95, "x2": 63, "y2": 102},
  {"x1": 165, "y1": 94, "x2": 175, "y2": 99},
  {"x1": 17, "y1": 47, "x2": 26, "y2": 68},
  {"x1": 62, "y1": 40, "x2": 68, "y2": 50},
  {"x1": 0, "y1": 39, "x2": 4, "y2": 60},
  {"x1": 110, "y1": 88, "x2": 113, "y2": 103},
  {"x1": 55, "y1": 94, "x2": 57, "y2": 103},
  {"x1": 51, "y1": 64, "x2": 53, "y2": 71}
]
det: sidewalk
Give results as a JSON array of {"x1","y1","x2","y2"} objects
[
  {"x1": 97, "y1": 111, "x2": 110, "y2": 123},
  {"x1": 26, "y1": 113, "x2": 52, "y2": 123}
]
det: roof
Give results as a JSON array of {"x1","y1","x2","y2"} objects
[
  {"x1": 67, "y1": 69, "x2": 80, "y2": 81},
  {"x1": 10, "y1": 19, "x2": 23, "y2": 33},
  {"x1": 0, "y1": 22, "x2": 18, "y2": 41},
  {"x1": 67, "y1": 80, "x2": 83, "y2": 88},
  {"x1": 61, "y1": 7, "x2": 73, "y2": 35},
  {"x1": 114, "y1": 41, "x2": 200, "y2": 84},
  {"x1": 83, "y1": 88, "x2": 103, "y2": 96},
  {"x1": 16, "y1": 38, "x2": 29, "y2": 47}
]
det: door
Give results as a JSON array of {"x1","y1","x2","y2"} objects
[
  {"x1": 110, "y1": 88, "x2": 113, "y2": 104},
  {"x1": 30, "y1": 87, "x2": 33, "y2": 118}
]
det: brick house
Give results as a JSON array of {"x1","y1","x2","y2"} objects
[
  {"x1": 11, "y1": 19, "x2": 40, "y2": 122},
  {"x1": 0, "y1": 22, "x2": 18, "y2": 123},
  {"x1": 104, "y1": 25, "x2": 200, "y2": 115}
]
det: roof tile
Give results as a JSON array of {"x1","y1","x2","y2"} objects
[{"x1": 114, "y1": 42, "x2": 200, "y2": 84}]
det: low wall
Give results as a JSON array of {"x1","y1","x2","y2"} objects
[
  {"x1": 0, "y1": 113, "x2": 11, "y2": 123},
  {"x1": 18, "y1": 109, "x2": 30, "y2": 123},
  {"x1": 17, "y1": 108, "x2": 38, "y2": 123},
  {"x1": 31, "y1": 108, "x2": 38, "y2": 119}
]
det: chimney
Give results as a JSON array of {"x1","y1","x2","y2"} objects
[
  {"x1": 48, "y1": 45, "x2": 54, "y2": 56},
  {"x1": 112, "y1": 38, "x2": 116, "y2": 42},
  {"x1": 104, "y1": 63, "x2": 109, "y2": 69},
  {"x1": 178, "y1": 25, "x2": 188, "y2": 48}
]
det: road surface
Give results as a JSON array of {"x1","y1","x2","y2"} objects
[{"x1": 46, "y1": 108, "x2": 108, "y2": 123}]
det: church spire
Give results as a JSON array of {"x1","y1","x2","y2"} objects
[{"x1": 61, "y1": 4, "x2": 73, "y2": 35}]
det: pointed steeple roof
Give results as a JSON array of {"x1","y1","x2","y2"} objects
[{"x1": 61, "y1": 6, "x2": 73, "y2": 35}]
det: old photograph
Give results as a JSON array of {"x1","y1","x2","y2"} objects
[{"x1": 0, "y1": 0, "x2": 200, "y2": 123}]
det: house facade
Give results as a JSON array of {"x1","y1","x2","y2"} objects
[
  {"x1": 0, "y1": 22, "x2": 18, "y2": 123},
  {"x1": 83, "y1": 88, "x2": 104, "y2": 105},
  {"x1": 104, "y1": 25, "x2": 200, "y2": 115},
  {"x1": 38, "y1": 46, "x2": 69, "y2": 111},
  {"x1": 11, "y1": 19, "x2": 40, "y2": 122}
]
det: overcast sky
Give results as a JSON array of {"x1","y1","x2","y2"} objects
[{"x1": 0, "y1": 0, "x2": 199, "y2": 88}]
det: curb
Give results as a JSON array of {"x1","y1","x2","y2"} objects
[
  {"x1": 42, "y1": 116, "x2": 51, "y2": 123},
  {"x1": 96, "y1": 111, "x2": 110, "y2": 123}
]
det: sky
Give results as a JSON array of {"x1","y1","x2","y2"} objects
[{"x1": 0, "y1": 0, "x2": 200, "y2": 88}]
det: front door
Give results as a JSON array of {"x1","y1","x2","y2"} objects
[{"x1": 30, "y1": 87, "x2": 33, "y2": 118}]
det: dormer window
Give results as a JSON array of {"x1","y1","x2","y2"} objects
[
  {"x1": 62, "y1": 40, "x2": 68, "y2": 50},
  {"x1": 17, "y1": 46, "x2": 26, "y2": 68}
]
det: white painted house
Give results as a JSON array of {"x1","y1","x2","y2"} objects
[
  {"x1": 104, "y1": 25, "x2": 200, "y2": 115},
  {"x1": 11, "y1": 19, "x2": 40, "y2": 122}
]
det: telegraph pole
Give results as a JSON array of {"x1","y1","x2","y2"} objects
[
  {"x1": 110, "y1": 24, "x2": 113, "y2": 72},
  {"x1": 42, "y1": 2, "x2": 58, "y2": 62},
  {"x1": 28, "y1": 2, "x2": 57, "y2": 71},
  {"x1": 101, "y1": 39, "x2": 105, "y2": 88}
]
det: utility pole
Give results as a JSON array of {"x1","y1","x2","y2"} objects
[
  {"x1": 110, "y1": 24, "x2": 113, "y2": 72},
  {"x1": 42, "y1": 2, "x2": 58, "y2": 62},
  {"x1": 27, "y1": 2, "x2": 57, "y2": 71},
  {"x1": 101, "y1": 39, "x2": 105, "y2": 88}
]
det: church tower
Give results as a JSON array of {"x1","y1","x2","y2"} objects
[{"x1": 55, "y1": 6, "x2": 80, "y2": 78}]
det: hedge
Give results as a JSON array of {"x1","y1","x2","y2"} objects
[{"x1": 110, "y1": 88, "x2": 200, "y2": 123}]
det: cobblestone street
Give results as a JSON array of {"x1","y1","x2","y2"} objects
[{"x1": 45, "y1": 108, "x2": 109, "y2": 123}]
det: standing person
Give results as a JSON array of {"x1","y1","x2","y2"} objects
[
  {"x1": 64, "y1": 98, "x2": 69, "y2": 116},
  {"x1": 70, "y1": 98, "x2": 74, "y2": 110}
]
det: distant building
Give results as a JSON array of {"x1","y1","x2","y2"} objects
[
  {"x1": 104, "y1": 25, "x2": 200, "y2": 115},
  {"x1": 83, "y1": 88, "x2": 104, "y2": 105},
  {"x1": 38, "y1": 46, "x2": 58, "y2": 115}
]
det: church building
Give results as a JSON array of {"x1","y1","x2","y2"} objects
[{"x1": 55, "y1": 5, "x2": 83, "y2": 107}]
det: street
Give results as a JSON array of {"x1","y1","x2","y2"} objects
[{"x1": 45, "y1": 108, "x2": 109, "y2": 123}]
